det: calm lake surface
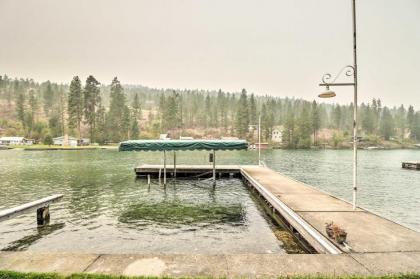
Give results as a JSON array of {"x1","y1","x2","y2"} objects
[{"x1": 1, "y1": 148, "x2": 419, "y2": 253}]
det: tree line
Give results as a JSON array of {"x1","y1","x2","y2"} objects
[{"x1": 1, "y1": 74, "x2": 420, "y2": 147}]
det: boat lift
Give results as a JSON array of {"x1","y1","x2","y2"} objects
[{"x1": 119, "y1": 139, "x2": 248, "y2": 186}]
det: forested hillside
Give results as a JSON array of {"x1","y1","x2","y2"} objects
[{"x1": 1, "y1": 74, "x2": 419, "y2": 148}]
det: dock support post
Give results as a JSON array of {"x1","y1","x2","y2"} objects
[
  {"x1": 37, "y1": 206, "x2": 50, "y2": 226},
  {"x1": 174, "y1": 151, "x2": 177, "y2": 179},
  {"x1": 147, "y1": 174, "x2": 151, "y2": 185},
  {"x1": 212, "y1": 149, "x2": 216, "y2": 186},
  {"x1": 163, "y1": 150, "x2": 167, "y2": 186}
]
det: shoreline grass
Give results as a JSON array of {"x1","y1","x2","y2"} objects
[{"x1": 1, "y1": 270, "x2": 420, "y2": 279}]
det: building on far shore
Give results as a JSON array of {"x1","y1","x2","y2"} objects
[
  {"x1": 0, "y1": 136, "x2": 33, "y2": 145},
  {"x1": 271, "y1": 126, "x2": 284, "y2": 143},
  {"x1": 53, "y1": 136, "x2": 78, "y2": 147},
  {"x1": 78, "y1": 138, "x2": 90, "y2": 146},
  {"x1": 250, "y1": 142, "x2": 269, "y2": 149},
  {"x1": 52, "y1": 136, "x2": 90, "y2": 146}
]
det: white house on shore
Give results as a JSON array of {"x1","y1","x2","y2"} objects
[
  {"x1": 272, "y1": 126, "x2": 284, "y2": 143},
  {"x1": 53, "y1": 136, "x2": 78, "y2": 147},
  {"x1": 0, "y1": 137, "x2": 33, "y2": 145},
  {"x1": 52, "y1": 136, "x2": 90, "y2": 146}
]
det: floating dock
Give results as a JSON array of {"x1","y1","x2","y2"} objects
[
  {"x1": 135, "y1": 164, "x2": 241, "y2": 178},
  {"x1": 402, "y1": 161, "x2": 420, "y2": 170},
  {"x1": 2, "y1": 165, "x2": 420, "y2": 276}
]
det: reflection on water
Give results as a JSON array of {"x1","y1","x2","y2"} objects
[{"x1": 1, "y1": 223, "x2": 65, "y2": 251}]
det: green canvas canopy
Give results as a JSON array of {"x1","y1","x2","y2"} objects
[{"x1": 119, "y1": 139, "x2": 248, "y2": 152}]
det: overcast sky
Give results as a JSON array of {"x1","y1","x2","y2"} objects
[{"x1": 1, "y1": 0, "x2": 419, "y2": 108}]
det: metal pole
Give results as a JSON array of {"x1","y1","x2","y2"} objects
[
  {"x1": 174, "y1": 151, "x2": 177, "y2": 179},
  {"x1": 147, "y1": 174, "x2": 150, "y2": 185},
  {"x1": 258, "y1": 114, "x2": 261, "y2": 166},
  {"x1": 352, "y1": 0, "x2": 358, "y2": 210},
  {"x1": 212, "y1": 149, "x2": 216, "y2": 186},
  {"x1": 163, "y1": 150, "x2": 167, "y2": 186}
]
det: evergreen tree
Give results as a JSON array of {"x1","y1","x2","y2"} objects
[
  {"x1": 43, "y1": 81, "x2": 54, "y2": 116},
  {"x1": 332, "y1": 104, "x2": 341, "y2": 129},
  {"x1": 83, "y1": 75, "x2": 101, "y2": 143},
  {"x1": 235, "y1": 89, "x2": 249, "y2": 138},
  {"x1": 362, "y1": 104, "x2": 375, "y2": 134},
  {"x1": 282, "y1": 105, "x2": 296, "y2": 148},
  {"x1": 380, "y1": 107, "x2": 394, "y2": 140},
  {"x1": 205, "y1": 94, "x2": 211, "y2": 128},
  {"x1": 26, "y1": 88, "x2": 38, "y2": 137},
  {"x1": 296, "y1": 106, "x2": 312, "y2": 148},
  {"x1": 412, "y1": 112, "x2": 420, "y2": 141},
  {"x1": 121, "y1": 106, "x2": 131, "y2": 140},
  {"x1": 68, "y1": 76, "x2": 83, "y2": 138},
  {"x1": 130, "y1": 117, "x2": 140, "y2": 139},
  {"x1": 395, "y1": 105, "x2": 406, "y2": 140},
  {"x1": 249, "y1": 94, "x2": 257, "y2": 125},
  {"x1": 106, "y1": 77, "x2": 127, "y2": 141},
  {"x1": 95, "y1": 100, "x2": 106, "y2": 144},
  {"x1": 407, "y1": 105, "x2": 415, "y2": 139},
  {"x1": 311, "y1": 101, "x2": 320, "y2": 145},
  {"x1": 132, "y1": 93, "x2": 141, "y2": 119},
  {"x1": 16, "y1": 91, "x2": 25, "y2": 129}
]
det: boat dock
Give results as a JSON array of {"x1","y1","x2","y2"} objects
[
  {"x1": 135, "y1": 164, "x2": 242, "y2": 178},
  {"x1": 1, "y1": 165, "x2": 420, "y2": 276},
  {"x1": 402, "y1": 161, "x2": 420, "y2": 170}
]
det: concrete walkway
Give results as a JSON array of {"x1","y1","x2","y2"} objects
[
  {"x1": 241, "y1": 166, "x2": 420, "y2": 274},
  {"x1": 1, "y1": 165, "x2": 420, "y2": 277}
]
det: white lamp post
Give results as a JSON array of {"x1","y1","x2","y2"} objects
[{"x1": 318, "y1": 0, "x2": 358, "y2": 210}]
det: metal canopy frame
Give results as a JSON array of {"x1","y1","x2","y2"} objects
[{"x1": 119, "y1": 140, "x2": 248, "y2": 186}]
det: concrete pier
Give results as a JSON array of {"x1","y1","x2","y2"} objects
[{"x1": 1, "y1": 165, "x2": 420, "y2": 276}]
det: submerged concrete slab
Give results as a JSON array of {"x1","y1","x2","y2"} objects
[
  {"x1": 225, "y1": 254, "x2": 370, "y2": 277},
  {"x1": 350, "y1": 252, "x2": 420, "y2": 275},
  {"x1": 0, "y1": 251, "x2": 98, "y2": 273}
]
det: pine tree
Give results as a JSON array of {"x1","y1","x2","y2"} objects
[
  {"x1": 380, "y1": 107, "x2": 394, "y2": 140},
  {"x1": 311, "y1": 101, "x2": 320, "y2": 145},
  {"x1": 249, "y1": 94, "x2": 257, "y2": 125},
  {"x1": 107, "y1": 77, "x2": 127, "y2": 141},
  {"x1": 235, "y1": 90, "x2": 249, "y2": 138},
  {"x1": 205, "y1": 94, "x2": 211, "y2": 128},
  {"x1": 25, "y1": 88, "x2": 38, "y2": 137},
  {"x1": 332, "y1": 104, "x2": 342, "y2": 129},
  {"x1": 16, "y1": 91, "x2": 26, "y2": 129},
  {"x1": 407, "y1": 105, "x2": 415, "y2": 139},
  {"x1": 43, "y1": 81, "x2": 54, "y2": 116},
  {"x1": 130, "y1": 116, "x2": 140, "y2": 139},
  {"x1": 132, "y1": 93, "x2": 141, "y2": 119},
  {"x1": 121, "y1": 106, "x2": 131, "y2": 140},
  {"x1": 282, "y1": 105, "x2": 296, "y2": 148},
  {"x1": 83, "y1": 75, "x2": 101, "y2": 143},
  {"x1": 296, "y1": 106, "x2": 312, "y2": 148},
  {"x1": 68, "y1": 76, "x2": 83, "y2": 138}
]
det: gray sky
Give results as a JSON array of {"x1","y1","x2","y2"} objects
[{"x1": 1, "y1": 0, "x2": 420, "y2": 108}]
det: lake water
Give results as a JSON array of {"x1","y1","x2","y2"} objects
[
  {"x1": 0, "y1": 149, "x2": 288, "y2": 254},
  {"x1": 0, "y1": 148, "x2": 419, "y2": 253}
]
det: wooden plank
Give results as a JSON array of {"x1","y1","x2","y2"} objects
[{"x1": 0, "y1": 194, "x2": 63, "y2": 222}]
